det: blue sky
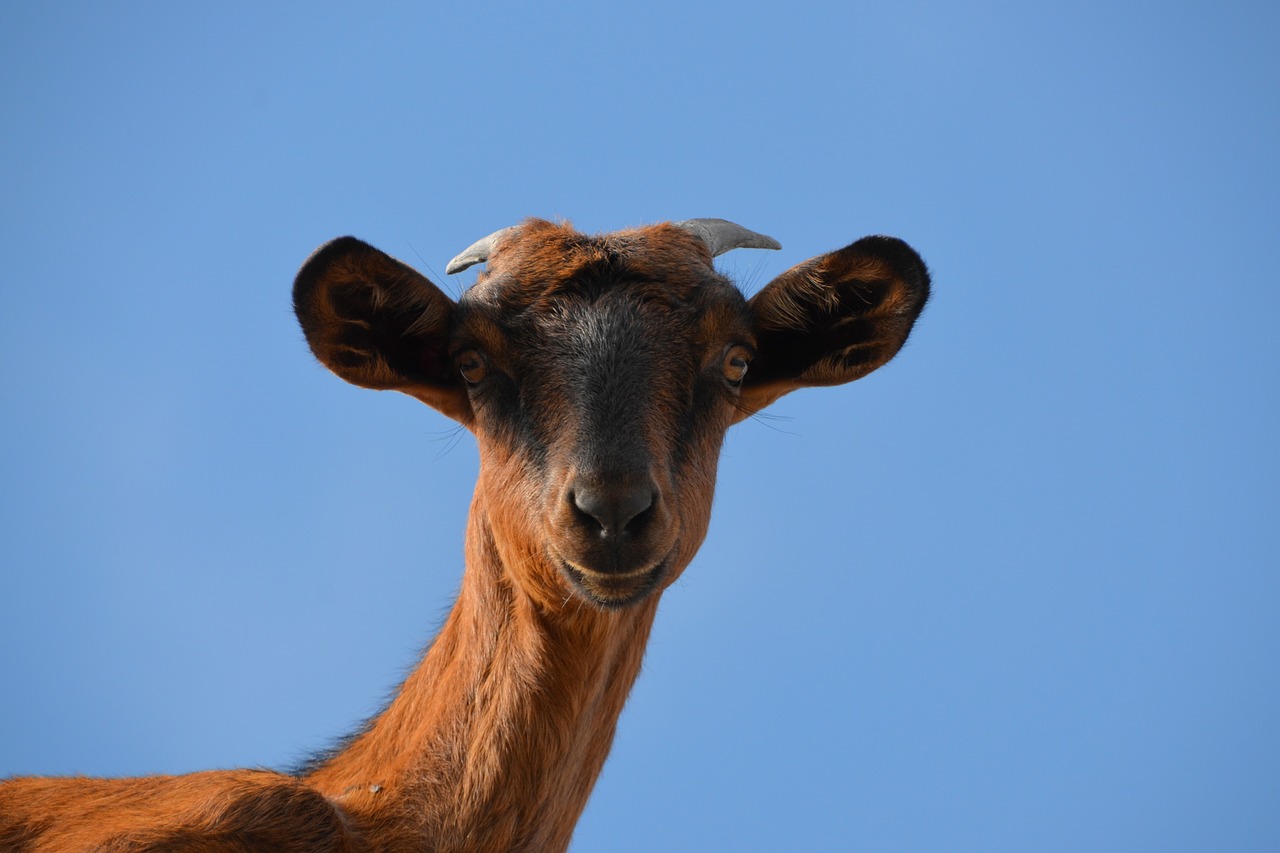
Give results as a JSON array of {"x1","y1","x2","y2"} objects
[{"x1": 2, "y1": 2, "x2": 1276, "y2": 850}]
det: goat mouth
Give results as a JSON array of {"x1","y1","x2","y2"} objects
[{"x1": 559, "y1": 556, "x2": 670, "y2": 610}]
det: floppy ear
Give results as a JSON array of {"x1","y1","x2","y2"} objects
[
  {"x1": 738, "y1": 235, "x2": 930, "y2": 419},
  {"x1": 293, "y1": 237, "x2": 471, "y2": 423}
]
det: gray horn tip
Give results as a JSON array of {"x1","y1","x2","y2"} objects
[{"x1": 444, "y1": 255, "x2": 479, "y2": 275}]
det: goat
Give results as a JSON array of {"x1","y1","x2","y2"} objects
[{"x1": 0, "y1": 217, "x2": 929, "y2": 852}]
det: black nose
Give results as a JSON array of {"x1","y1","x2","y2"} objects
[{"x1": 570, "y1": 480, "x2": 655, "y2": 539}]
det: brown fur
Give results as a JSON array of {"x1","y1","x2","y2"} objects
[{"x1": 1, "y1": 219, "x2": 929, "y2": 852}]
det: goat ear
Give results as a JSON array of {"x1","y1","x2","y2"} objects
[
  {"x1": 737, "y1": 236, "x2": 930, "y2": 419},
  {"x1": 293, "y1": 237, "x2": 471, "y2": 423}
]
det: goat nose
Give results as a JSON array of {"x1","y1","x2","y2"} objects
[{"x1": 570, "y1": 481, "x2": 655, "y2": 538}]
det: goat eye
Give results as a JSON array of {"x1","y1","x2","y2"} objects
[
  {"x1": 722, "y1": 345, "x2": 752, "y2": 387},
  {"x1": 456, "y1": 350, "x2": 488, "y2": 385}
]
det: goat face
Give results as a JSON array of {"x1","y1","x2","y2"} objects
[
  {"x1": 450, "y1": 221, "x2": 753, "y2": 608},
  {"x1": 293, "y1": 218, "x2": 929, "y2": 610}
]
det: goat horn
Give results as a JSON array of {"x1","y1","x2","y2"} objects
[
  {"x1": 672, "y1": 218, "x2": 781, "y2": 257},
  {"x1": 447, "y1": 219, "x2": 779, "y2": 275},
  {"x1": 446, "y1": 226, "x2": 518, "y2": 275}
]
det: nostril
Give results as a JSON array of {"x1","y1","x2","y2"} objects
[
  {"x1": 570, "y1": 483, "x2": 655, "y2": 538},
  {"x1": 623, "y1": 493, "x2": 657, "y2": 535},
  {"x1": 568, "y1": 489, "x2": 604, "y2": 532}
]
